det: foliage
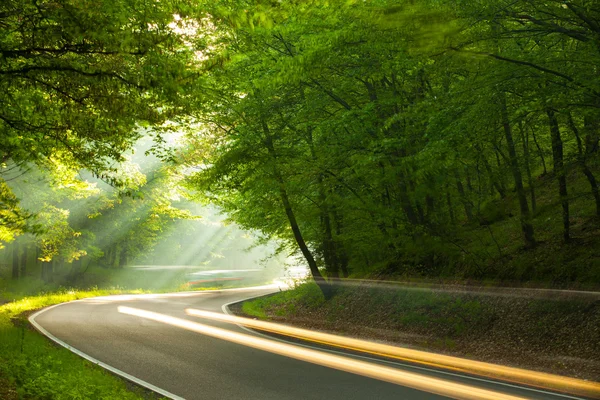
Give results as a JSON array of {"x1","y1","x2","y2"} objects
[
  {"x1": 182, "y1": 0, "x2": 600, "y2": 292},
  {"x1": 0, "y1": 0, "x2": 199, "y2": 248},
  {"x1": 0, "y1": 180, "x2": 29, "y2": 247},
  {"x1": 2, "y1": 0, "x2": 599, "y2": 292}
]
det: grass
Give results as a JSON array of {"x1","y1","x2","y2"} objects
[
  {"x1": 0, "y1": 288, "x2": 154, "y2": 400},
  {"x1": 0, "y1": 268, "x2": 276, "y2": 399},
  {"x1": 242, "y1": 282, "x2": 324, "y2": 319},
  {"x1": 0, "y1": 267, "x2": 192, "y2": 302},
  {"x1": 240, "y1": 281, "x2": 600, "y2": 380}
]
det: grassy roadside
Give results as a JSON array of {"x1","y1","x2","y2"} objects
[
  {"x1": 0, "y1": 270, "x2": 277, "y2": 400},
  {"x1": 0, "y1": 288, "x2": 159, "y2": 400},
  {"x1": 238, "y1": 282, "x2": 600, "y2": 382}
]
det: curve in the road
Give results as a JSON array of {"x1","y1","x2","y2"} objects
[{"x1": 29, "y1": 287, "x2": 591, "y2": 400}]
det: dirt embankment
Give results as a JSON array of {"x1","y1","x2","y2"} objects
[{"x1": 233, "y1": 283, "x2": 600, "y2": 381}]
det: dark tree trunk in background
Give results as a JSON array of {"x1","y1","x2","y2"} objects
[
  {"x1": 307, "y1": 125, "x2": 340, "y2": 280},
  {"x1": 20, "y1": 245, "x2": 27, "y2": 277},
  {"x1": 426, "y1": 194, "x2": 435, "y2": 219},
  {"x1": 37, "y1": 247, "x2": 43, "y2": 280},
  {"x1": 531, "y1": 127, "x2": 548, "y2": 176},
  {"x1": 584, "y1": 115, "x2": 599, "y2": 155},
  {"x1": 118, "y1": 247, "x2": 128, "y2": 268},
  {"x1": 333, "y1": 210, "x2": 349, "y2": 278},
  {"x1": 446, "y1": 186, "x2": 456, "y2": 224},
  {"x1": 499, "y1": 93, "x2": 535, "y2": 247},
  {"x1": 481, "y1": 152, "x2": 506, "y2": 199},
  {"x1": 110, "y1": 245, "x2": 117, "y2": 267},
  {"x1": 519, "y1": 121, "x2": 536, "y2": 212},
  {"x1": 455, "y1": 171, "x2": 473, "y2": 222},
  {"x1": 398, "y1": 175, "x2": 419, "y2": 226},
  {"x1": 582, "y1": 167, "x2": 600, "y2": 217},
  {"x1": 12, "y1": 242, "x2": 19, "y2": 279},
  {"x1": 322, "y1": 208, "x2": 339, "y2": 279},
  {"x1": 493, "y1": 146, "x2": 509, "y2": 193},
  {"x1": 547, "y1": 108, "x2": 570, "y2": 242},
  {"x1": 415, "y1": 201, "x2": 426, "y2": 225},
  {"x1": 70, "y1": 258, "x2": 83, "y2": 280},
  {"x1": 465, "y1": 171, "x2": 474, "y2": 193},
  {"x1": 49, "y1": 260, "x2": 54, "y2": 281},
  {"x1": 42, "y1": 261, "x2": 54, "y2": 282},
  {"x1": 567, "y1": 112, "x2": 600, "y2": 217}
]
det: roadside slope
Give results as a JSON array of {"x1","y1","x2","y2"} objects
[{"x1": 236, "y1": 282, "x2": 600, "y2": 382}]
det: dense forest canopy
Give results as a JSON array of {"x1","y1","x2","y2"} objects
[{"x1": 1, "y1": 0, "x2": 599, "y2": 294}]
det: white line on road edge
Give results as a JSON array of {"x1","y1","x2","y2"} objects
[
  {"x1": 221, "y1": 296, "x2": 586, "y2": 400},
  {"x1": 26, "y1": 287, "x2": 280, "y2": 400},
  {"x1": 29, "y1": 301, "x2": 187, "y2": 400}
]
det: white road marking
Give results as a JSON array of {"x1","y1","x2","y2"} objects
[
  {"x1": 29, "y1": 302, "x2": 186, "y2": 400},
  {"x1": 27, "y1": 287, "x2": 588, "y2": 400}
]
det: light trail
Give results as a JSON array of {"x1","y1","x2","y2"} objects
[
  {"x1": 118, "y1": 306, "x2": 527, "y2": 400},
  {"x1": 185, "y1": 308, "x2": 600, "y2": 399},
  {"x1": 313, "y1": 279, "x2": 600, "y2": 299}
]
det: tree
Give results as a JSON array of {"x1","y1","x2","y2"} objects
[
  {"x1": 181, "y1": 0, "x2": 600, "y2": 290},
  {"x1": 0, "y1": 0, "x2": 197, "y2": 246}
]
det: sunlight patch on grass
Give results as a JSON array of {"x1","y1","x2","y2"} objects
[{"x1": 0, "y1": 289, "x2": 151, "y2": 400}]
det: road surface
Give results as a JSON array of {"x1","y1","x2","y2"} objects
[{"x1": 30, "y1": 287, "x2": 586, "y2": 400}]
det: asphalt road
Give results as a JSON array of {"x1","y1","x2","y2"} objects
[{"x1": 31, "y1": 287, "x2": 584, "y2": 400}]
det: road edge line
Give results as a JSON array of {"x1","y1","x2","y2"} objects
[{"x1": 29, "y1": 301, "x2": 185, "y2": 400}]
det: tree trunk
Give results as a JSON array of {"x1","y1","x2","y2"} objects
[
  {"x1": 112, "y1": 246, "x2": 118, "y2": 268},
  {"x1": 333, "y1": 210, "x2": 349, "y2": 278},
  {"x1": 399, "y1": 179, "x2": 419, "y2": 225},
  {"x1": 12, "y1": 242, "x2": 19, "y2": 279},
  {"x1": 262, "y1": 119, "x2": 331, "y2": 297},
  {"x1": 455, "y1": 171, "x2": 473, "y2": 222},
  {"x1": 584, "y1": 115, "x2": 599, "y2": 154},
  {"x1": 519, "y1": 121, "x2": 536, "y2": 212},
  {"x1": 446, "y1": 186, "x2": 456, "y2": 224},
  {"x1": 307, "y1": 127, "x2": 339, "y2": 280},
  {"x1": 118, "y1": 247, "x2": 128, "y2": 268},
  {"x1": 569, "y1": 113, "x2": 600, "y2": 216},
  {"x1": 547, "y1": 108, "x2": 570, "y2": 242},
  {"x1": 531, "y1": 126, "x2": 548, "y2": 176},
  {"x1": 493, "y1": 148, "x2": 509, "y2": 194},
  {"x1": 42, "y1": 261, "x2": 54, "y2": 283},
  {"x1": 499, "y1": 93, "x2": 535, "y2": 247},
  {"x1": 322, "y1": 212, "x2": 339, "y2": 279},
  {"x1": 20, "y1": 245, "x2": 27, "y2": 277},
  {"x1": 38, "y1": 247, "x2": 44, "y2": 281},
  {"x1": 482, "y1": 153, "x2": 505, "y2": 199},
  {"x1": 415, "y1": 201, "x2": 426, "y2": 225},
  {"x1": 49, "y1": 260, "x2": 54, "y2": 282}
]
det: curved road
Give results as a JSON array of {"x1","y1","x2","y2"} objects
[{"x1": 30, "y1": 287, "x2": 585, "y2": 400}]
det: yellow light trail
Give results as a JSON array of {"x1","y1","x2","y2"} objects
[
  {"x1": 185, "y1": 308, "x2": 600, "y2": 399},
  {"x1": 118, "y1": 306, "x2": 527, "y2": 400}
]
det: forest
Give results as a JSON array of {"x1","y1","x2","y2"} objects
[{"x1": 1, "y1": 0, "x2": 599, "y2": 297}]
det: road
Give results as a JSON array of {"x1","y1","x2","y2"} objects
[{"x1": 30, "y1": 287, "x2": 586, "y2": 400}]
